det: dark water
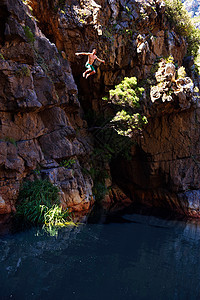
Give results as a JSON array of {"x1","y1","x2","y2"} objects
[{"x1": 1, "y1": 212, "x2": 200, "y2": 300}]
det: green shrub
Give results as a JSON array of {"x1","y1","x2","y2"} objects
[
  {"x1": 109, "y1": 77, "x2": 143, "y2": 107},
  {"x1": 59, "y1": 158, "x2": 76, "y2": 169},
  {"x1": 187, "y1": 28, "x2": 200, "y2": 59},
  {"x1": 111, "y1": 110, "x2": 147, "y2": 136},
  {"x1": 16, "y1": 179, "x2": 59, "y2": 223},
  {"x1": 24, "y1": 26, "x2": 35, "y2": 44},
  {"x1": 164, "y1": 0, "x2": 200, "y2": 58},
  {"x1": 4, "y1": 136, "x2": 17, "y2": 147},
  {"x1": 16, "y1": 179, "x2": 74, "y2": 234},
  {"x1": 88, "y1": 141, "x2": 133, "y2": 201},
  {"x1": 0, "y1": 53, "x2": 5, "y2": 60},
  {"x1": 107, "y1": 77, "x2": 147, "y2": 136},
  {"x1": 195, "y1": 51, "x2": 200, "y2": 73},
  {"x1": 88, "y1": 162, "x2": 109, "y2": 202},
  {"x1": 164, "y1": 0, "x2": 192, "y2": 35},
  {"x1": 33, "y1": 168, "x2": 41, "y2": 175},
  {"x1": 93, "y1": 182, "x2": 108, "y2": 202},
  {"x1": 14, "y1": 66, "x2": 30, "y2": 77}
]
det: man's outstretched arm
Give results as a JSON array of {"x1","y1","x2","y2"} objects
[
  {"x1": 75, "y1": 52, "x2": 90, "y2": 56},
  {"x1": 96, "y1": 56, "x2": 105, "y2": 63}
]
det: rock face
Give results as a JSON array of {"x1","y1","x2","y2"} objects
[
  {"x1": 141, "y1": 68, "x2": 200, "y2": 217},
  {"x1": 121, "y1": 103, "x2": 200, "y2": 217},
  {"x1": 0, "y1": 0, "x2": 200, "y2": 217},
  {"x1": 150, "y1": 59, "x2": 194, "y2": 111},
  {"x1": 112, "y1": 57, "x2": 200, "y2": 217},
  {"x1": 0, "y1": 0, "x2": 94, "y2": 214},
  {"x1": 30, "y1": 0, "x2": 187, "y2": 111}
]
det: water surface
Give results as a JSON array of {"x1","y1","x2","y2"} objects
[{"x1": 1, "y1": 212, "x2": 200, "y2": 299}]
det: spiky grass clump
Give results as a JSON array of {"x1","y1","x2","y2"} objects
[
  {"x1": 43, "y1": 204, "x2": 76, "y2": 236},
  {"x1": 16, "y1": 179, "x2": 75, "y2": 234}
]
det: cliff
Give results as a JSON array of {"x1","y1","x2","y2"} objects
[
  {"x1": 0, "y1": 0, "x2": 200, "y2": 217},
  {"x1": 0, "y1": 0, "x2": 94, "y2": 214}
]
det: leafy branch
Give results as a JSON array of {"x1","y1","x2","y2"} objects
[{"x1": 105, "y1": 77, "x2": 148, "y2": 136}]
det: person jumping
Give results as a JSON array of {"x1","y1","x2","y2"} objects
[{"x1": 75, "y1": 49, "x2": 105, "y2": 79}]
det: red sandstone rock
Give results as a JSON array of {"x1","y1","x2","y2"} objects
[{"x1": 0, "y1": 0, "x2": 199, "y2": 218}]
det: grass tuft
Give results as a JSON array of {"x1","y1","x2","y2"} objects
[{"x1": 16, "y1": 179, "x2": 75, "y2": 235}]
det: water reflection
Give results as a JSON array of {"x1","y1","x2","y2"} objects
[{"x1": 1, "y1": 214, "x2": 200, "y2": 299}]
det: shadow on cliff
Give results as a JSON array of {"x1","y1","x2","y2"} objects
[
  {"x1": 110, "y1": 145, "x2": 181, "y2": 212},
  {"x1": 72, "y1": 61, "x2": 106, "y2": 112},
  {"x1": 0, "y1": 2, "x2": 10, "y2": 45},
  {"x1": 71, "y1": 63, "x2": 175, "y2": 213}
]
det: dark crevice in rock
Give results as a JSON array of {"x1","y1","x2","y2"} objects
[{"x1": 0, "y1": 4, "x2": 9, "y2": 45}]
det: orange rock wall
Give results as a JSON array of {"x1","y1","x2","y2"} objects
[{"x1": 0, "y1": 0, "x2": 200, "y2": 217}]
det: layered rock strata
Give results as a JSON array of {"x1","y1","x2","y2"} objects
[
  {"x1": 29, "y1": 0, "x2": 200, "y2": 216},
  {"x1": 112, "y1": 59, "x2": 200, "y2": 217},
  {"x1": 0, "y1": 0, "x2": 200, "y2": 217},
  {"x1": 0, "y1": 0, "x2": 94, "y2": 214},
  {"x1": 30, "y1": 0, "x2": 187, "y2": 111}
]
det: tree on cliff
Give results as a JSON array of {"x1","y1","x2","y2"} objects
[
  {"x1": 104, "y1": 77, "x2": 147, "y2": 137},
  {"x1": 165, "y1": 0, "x2": 200, "y2": 59}
]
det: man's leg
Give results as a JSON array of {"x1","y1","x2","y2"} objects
[
  {"x1": 86, "y1": 70, "x2": 96, "y2": 79},
  {"x1": 83, "y1": 68, "x2": 92, "y2": 77}
]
